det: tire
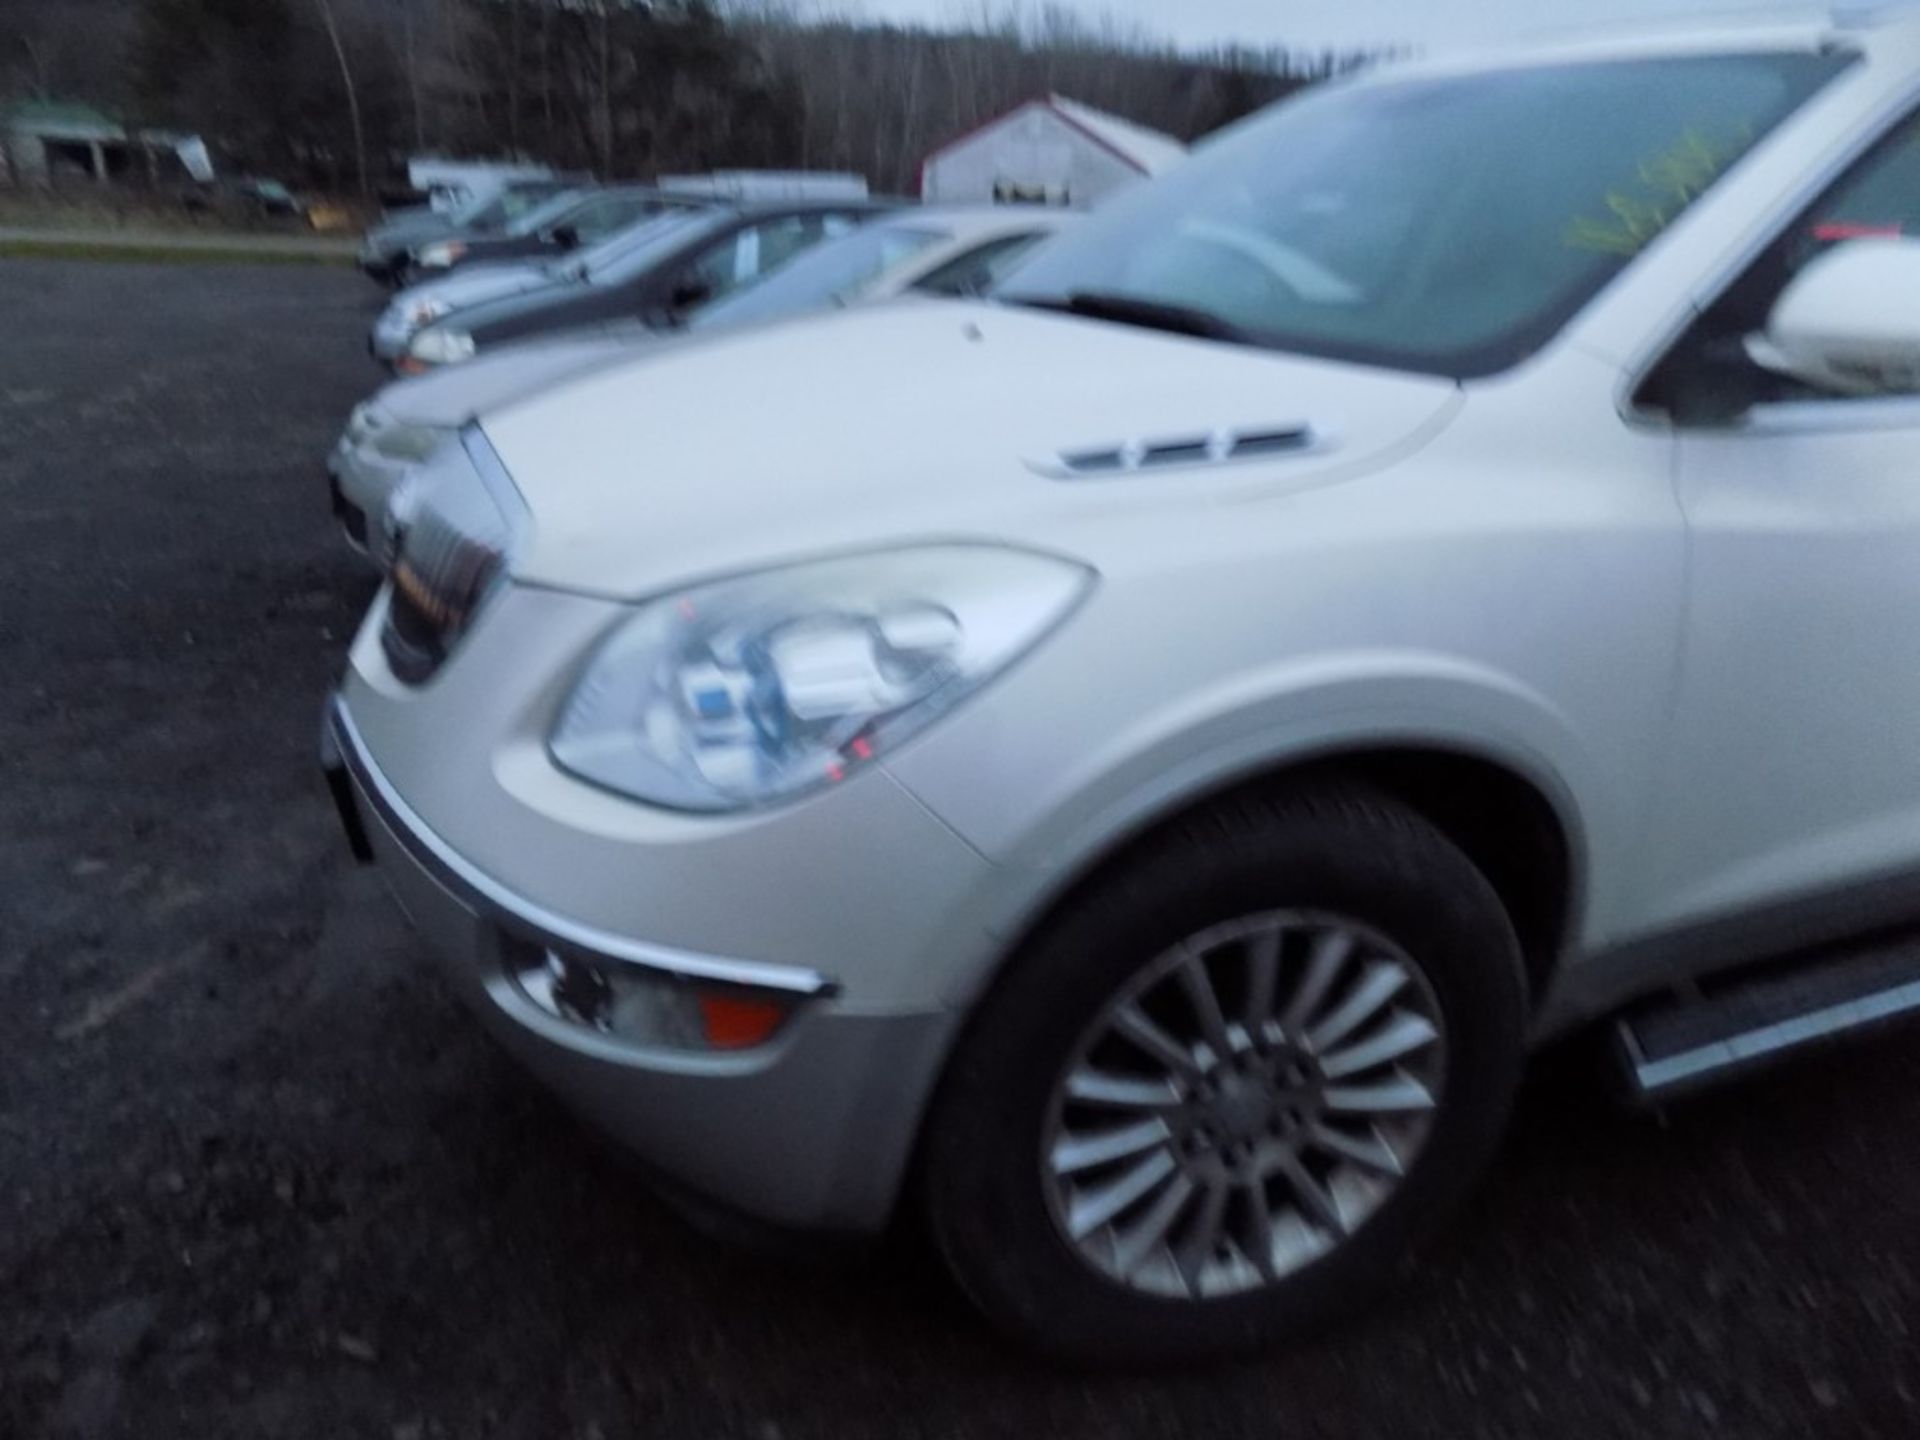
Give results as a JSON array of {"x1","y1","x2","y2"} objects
[{"x1": 921, "y1": 785, "x2": 1528, "y2": 1364}]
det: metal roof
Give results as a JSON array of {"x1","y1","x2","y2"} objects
[
  {"x1": 922, "y1": 95, "x2": 1188, "y2": 179},
  {"x1": 1045, "y1": 96, "x2": 1188, "y2": 174},
  {"x1": 4, "y1": 100, "x2": 124, "y2": 141}
]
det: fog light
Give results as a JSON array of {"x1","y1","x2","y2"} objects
[
  {"x1": 696, "y1": 995, "x2": 790, "y2": 1050},
  {"x1": 508, "y1": 941, "x2": 795, "y2": 1052}
]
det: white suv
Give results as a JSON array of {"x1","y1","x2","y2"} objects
[{"x1": 323, "y1": 15, "x2": 1920, "y2": 1361}]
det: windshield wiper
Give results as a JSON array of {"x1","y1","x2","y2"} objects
[{"x1": 1008, "y1": 290, "x2": 1251, "y2": 343}]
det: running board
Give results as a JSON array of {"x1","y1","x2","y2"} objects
[{"x1": 1614, "y1": 940, "x2": 1920, "y2": 1103}]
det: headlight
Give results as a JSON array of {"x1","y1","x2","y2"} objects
[
  {"x1": 408, "y1": 327, "x2": 477, "y2": 366},
  {"x1": 371, "y1": 422, "x2": 450, "y2": 464},
  {"x1": 403, "y1": 295, "x2": 449, "y2": 330},
  {"x1": 550, "y1": 546, "x2": 1093, "y2": 812},
  {"x1": 344, "y1": 401, "x2": 382, "y2": 445},
  {"x1": 418, "y1": 240, "x2": 466, "y2": 268}
]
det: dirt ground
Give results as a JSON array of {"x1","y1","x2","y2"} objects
[{"x1": 1, "y1": 257, "x2": 1916, "y2": 1440}]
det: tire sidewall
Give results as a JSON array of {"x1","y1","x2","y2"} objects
[{"x1": 924, "y1": 797, "x2": 1528, "y2": 1364}]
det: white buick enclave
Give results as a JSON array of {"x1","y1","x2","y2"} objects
[{"x1": 324, "y1": 15, "x2": 1920, "y2": 1361}]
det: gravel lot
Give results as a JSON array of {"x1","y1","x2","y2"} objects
[{"x1": 2, "y1": 258, "x2": 1917, "y2": 1440}]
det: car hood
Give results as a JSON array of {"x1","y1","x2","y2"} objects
[
  {"x1": 381, "y1": 327, "x2": 661, "y2": 429},
  {"x1": 482, "y1": 301, "x2": 1463, "y2": 598},
  {"x1": 422, "y1": 270, "x2": 611, "y2": 344},
  {"x1": 402, "y1": 259, "x2": 563, "y2": 315}
]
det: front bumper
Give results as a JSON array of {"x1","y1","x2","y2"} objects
[
  {"x1": 320, "y1": 693, "x2": 959, "y2": 1231},
  {"x1": 358, "y1": 247, "x2": 402, "y2": 284},
  {"x1": 328, "y1": 469, "x2": 371, "y2": 556}
]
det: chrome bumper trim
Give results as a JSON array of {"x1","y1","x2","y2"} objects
[{"x1": 323, "y1": 693, "x2": 840, "y2": 999}]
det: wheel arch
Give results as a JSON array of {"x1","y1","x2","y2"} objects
[{"x1": 967, "y1": 738, "x2": 1587, "y2": 1013}]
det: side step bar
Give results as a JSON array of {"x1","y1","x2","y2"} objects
[{"x1": 1615, "y1": 940, "x2": 1920, "y2": 1103}]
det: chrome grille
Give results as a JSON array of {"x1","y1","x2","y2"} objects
[{"x1": 377, "y1": 429, "x2": 520, "y2": 685}]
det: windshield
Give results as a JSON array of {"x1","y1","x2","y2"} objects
[
  {"x1": 450, "y1": 191, "x2": 511, "y2": 229},
  {"x1": 1000, "y1": 52, "x2": 1848, "y2": 377},
  {"x1": 575, "y1": 209, "x2": 721, "y2": 284},
  {"x1": 505, "y1": 190, "x2": 590, "y2": 239},
  {"x1": 690, "y1": 223, "x2": 946, "y2": 330},
  {"x1": 452, "y1": 183, "x2": 561, "y2": 234}
]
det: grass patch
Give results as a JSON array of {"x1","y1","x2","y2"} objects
[{"x1": 0, "y1": 238, "x2": 353, "y2": 267}]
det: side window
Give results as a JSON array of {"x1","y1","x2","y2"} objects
[
  {"x1": 748, "y1": 215, "x2": 830, "y2": 278},
  {"x1": 1806, "y1": 114, "x2": 1920, "y2": 244},
  {"x1": 912, "y1": 233, "x2": 1046, "y2": 297},
  {"x1": 684, "y1": 231, "x2": 751, "y2": 296},
  {"x1": 567, "y1": 197, "x2": 636, "y2": 243},
  {"x1": 682, "y1": 218, "x2": 813, "y2": 298},
  {"x1": 497, "y1": 189, "x2": 548, "y2": 225},
  {"x1": 1641, "y1": 111, "x2": 1920, "y2": 420}
]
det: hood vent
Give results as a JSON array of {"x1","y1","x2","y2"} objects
[{"x1": 1034, "y1": 424, "x2": 1321, "y2": 479}]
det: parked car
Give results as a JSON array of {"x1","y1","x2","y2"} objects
[
  {"x1": 408, "y1": 158, "x2": 558, "y2": 215},
  {"x1": 329, "y1": 335, "x2": 639, "y2": 554},
  {"x1": 240, "y1": 178, "x2": 306, "y2": 219},
  {"x1": 357, "y1": 178, "x2": 577, "y2": 286},
  {"x1": 333, "y1": 206, "x2": 1076, "y2": 552},
  {"x1": 393, "y1": 198, "x2": 894, "y2": 371},
  {"x1": 181, "y1": 176, "x2": 308, "y2": 226},
  {"x1": 322, "y1": 14, "x2": 1920, "y2": 1362},
  {"x1": 403, "y1": 185, "x2": 702, "y2": 284},
  {"x1": 369, "y1": 208, "x2": 714, "y2": 364},
  {"x1": 674, "y1": 202, "x2": 1074, "y2": 320}
]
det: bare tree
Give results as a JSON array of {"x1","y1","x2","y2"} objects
[
  {"x1": 505, "y1": 0, "x2": 524, "y2": 153},
  {"x1": 596, "y1": 0, "x2": 613, "y2": 172},
  {"x1": 728, "y1": 11, "x2": 1360, "y2": 193},
  {"x1": 17, "y1": 33, "x2": 49, "y2": 97},
  {"x1": 47, "y1": 0, "x2": 1374, "y2": 196}
]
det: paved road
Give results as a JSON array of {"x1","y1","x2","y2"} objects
[
  {"x1": 1, "y1": 258, "x2": 1916, "y2": 1440},
  {"x1": 0, "y1": 226, "x2": 355, "y2": 259}
]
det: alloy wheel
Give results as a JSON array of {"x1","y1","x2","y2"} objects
[{"x1": 1040, "y1": 912, "x2": 1447, "y2": 1300}]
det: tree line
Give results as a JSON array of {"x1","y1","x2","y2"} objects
[{"x1": 0, "y1": 0, "x2": 1376, "y2": 197}]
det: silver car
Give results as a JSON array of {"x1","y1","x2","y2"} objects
[
  {"x1": 333, "y1": 207, "x2": 1075, "y2": 553},
  {"x1": 325, "y1": 16, "x2": 1920, "y2": 1361}
]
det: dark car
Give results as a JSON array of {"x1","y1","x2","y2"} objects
[
  {"x1": 398, "y1": 199, "x2": 894, "y2": 370},
  {"x1": 357, "y1": 178, "x2": 576, "y2": 286},
  {"x1": 238, "y1": 178, "x2": 307, "y2": 219},
  {"x1": 181, "y1": 177, "x2": 308, "y2": 226},
  {"x1": 401, "y1": 185, "x2": 701, "y2": 284}
]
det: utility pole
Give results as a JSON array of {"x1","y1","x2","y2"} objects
[
  {"x1": 598, "y1": 3, "x2": 614, "y2": 176},
  {"x1": 313, "y1": 0, "x2": 370, "y2": 199},
  {"x1": 403, "y1": 0, "x2": 425, "y2": 153}
]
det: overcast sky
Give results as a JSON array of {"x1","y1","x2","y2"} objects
[{"x1": 826, "y1": 0, "x2": 1918, "y2": 53}]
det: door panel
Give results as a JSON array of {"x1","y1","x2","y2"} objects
[
  {"x1": 1629, "y1": 107, "x2": 1920, "y2": 944},
  {"x1": 1637, "y1": 400, "x2": 1920, "y2": 933}
]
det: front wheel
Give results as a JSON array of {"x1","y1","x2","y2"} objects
[{"x1": 922, "y1": 787, "x2": 1528, "y2": 1364}]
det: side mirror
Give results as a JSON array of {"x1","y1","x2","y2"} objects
[
  {"x1": 551, "y1": 223, "x2": 581, "y2": 251},
  {"x1": 1748, "y1": 238, "x2": 1920, "y2": 396}
]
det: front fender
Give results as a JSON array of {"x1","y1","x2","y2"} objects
[{"x1": 889, "y1": 652, "x2": 1604, "y2": 1010}]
